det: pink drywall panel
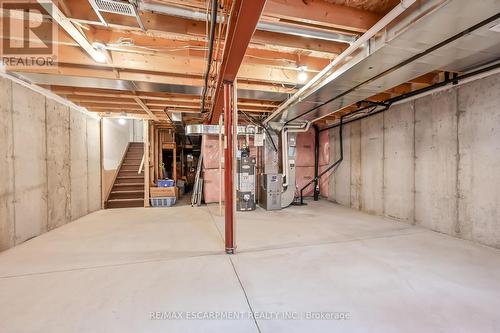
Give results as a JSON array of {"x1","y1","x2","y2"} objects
[
  {"x1": 295, "y1": 166, "x2": 314, "y2": 197},
  {"x1": 319, "y1": 130, "x2": 330, "y2": 166},
  {"x1": 202, "y1": 135, "x2": 222, "y2": 169},
  {"x1": 203, "y1": 168, "x2": 224, "y2": 203},
  {"x1": 296, "y1": 129, "x2": 315, "y2": 167},
  {"x1": 319, "y1": 165, "x2": 331, "y2": 198}
]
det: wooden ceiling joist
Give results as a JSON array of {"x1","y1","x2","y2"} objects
[
  {"x1": 5, "y1": 0, "x2": 415, "y2": 123},
  {"x1": 133, "y1": 96, "x2": 159, "y2": 121}
]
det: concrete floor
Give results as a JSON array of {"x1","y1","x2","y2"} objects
[{"x1": 1, "y1": 200, "x2": 500, "y2": 333}]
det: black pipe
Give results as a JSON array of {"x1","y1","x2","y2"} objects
[
  {"x1": 300, "y1": 115, "x2": 344, "y2": 205},
  {"x1": 240, "y1": 110, "x2": 278, "y2": 152},
  {"x1": 320, "y1": 104, "x2": 390, "y2": 132},
  {"x1": 320, "y1": 61, "x2": 500, "y2": 132},
  {"x1": 313, "y1": 124, "x2": 320, "y2": 201},
  {"x1": 286, "y1": 12, "x2": 500, "y2": 125},
  {"x1": 200, "y1": 0, "x2": 218, "y2": 113}
]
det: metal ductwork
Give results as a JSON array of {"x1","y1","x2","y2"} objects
[
  {"x1": 89, "y1": 0, "x2": 145, "y2": 30},
  {"x1": 167, "y1": 111, "x2": 184, "y2": 133},
  {"x1": 138, "y1": 1, "x2": 357, "y2": 44},
  {"x1": 265, "y1": 0, "x2": 500, "y2": 128},
  {"x1": 185, "y1": 124, "x2": 258, "y2": 136}
]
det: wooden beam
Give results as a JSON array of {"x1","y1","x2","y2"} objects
[
  {"x1": 263, "y1": 0, "x2": 381, "y2": 33},
  {"x1": 209, "y1": 0, "x2": 267, "y2": 123},
  {"x1": 133, "y1": 96, "x2": 159, "y2": 121},
  {"x1": 37, "y1": 0, "x2": 106, "y2": 63},
  {"x1": 50, "y1": 45, "x2": 300, "y2": 85},
  {"x1": 66, "y1": 7, "x2": 347, "y2": 56}
]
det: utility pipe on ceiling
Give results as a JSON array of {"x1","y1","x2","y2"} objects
[
  {"x1": 263, "y1": 0, "x2": 418, "y2": 126},
  {"x1": 138, "y1": 1, "x2": 357, "y2": 44},
  {"x1": 200, "y1": 0, "x2": 218, "y2": 113}
]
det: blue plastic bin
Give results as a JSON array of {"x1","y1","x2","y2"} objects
[
  {"x1": 150, "y1": 197, "x2": 176, "y2": 207},
  {"x1": 157, "y1": 179, "x2": 175, "y2": 187}
]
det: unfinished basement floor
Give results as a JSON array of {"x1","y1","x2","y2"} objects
[{"x1": 1, "y1": 201, "x2": 500, "y2": 333}]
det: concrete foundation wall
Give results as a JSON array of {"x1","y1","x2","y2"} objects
[
  {"x1": 327, "y1": 72, "x2": 500, "y2": 249},
  {"x1": 0, "y1": 77, "x2": 101, "y2": 251}
]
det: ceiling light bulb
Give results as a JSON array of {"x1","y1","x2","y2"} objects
[
  {"x1": 298, "y1": 66, "x2": 308, "y2": 83},
  {"x1": 118, "y1": 118, "x2": 126, "y2": 125}
]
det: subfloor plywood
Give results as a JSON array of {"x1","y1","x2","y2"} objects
[{"x1": 1, "y1": 201, "x2": 500, "y2": 332}]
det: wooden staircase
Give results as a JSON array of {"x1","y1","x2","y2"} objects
[{"x1": 105, "y1": 142, "x2": 145, "y2": 209}]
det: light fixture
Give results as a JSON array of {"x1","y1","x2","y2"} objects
[
  {"x1": 118, "y1": 112, "x2": 127, "y2": 125},
  {"x1": 297, "y1": 65, "x2": 308, "y2": 83},
  {"x1": 91, "y1": 42, "x2": 107, "y2": 63}
]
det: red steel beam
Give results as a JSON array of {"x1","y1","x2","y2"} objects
[
  {"x1": 208, "y1": 0, "x2": 267, "y2": 124},
  {"x1": 223, "y1": 82, "x2": 235, "y2": 253}
]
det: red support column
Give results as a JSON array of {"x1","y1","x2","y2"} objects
[
  {"x1": 223, "y1": 81, "x2": 235, "y2": 254},
  {"x1": 208, "y1": 0, "x2": 267, "y2": 124}
]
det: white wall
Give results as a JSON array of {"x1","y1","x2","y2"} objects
[
  {"x1": 0, "y1": 76, "x2": 101, "y2": 251},
  {"x1": 103, "y1": 118, "x2": 143, "y2": 171},
  {"x1": 327, "y1": 72, "x2": 500, "y2": 249}
]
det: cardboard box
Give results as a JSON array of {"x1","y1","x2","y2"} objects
[{"x1": 150, "y1": 186, "x2": 178, "y2": 198}]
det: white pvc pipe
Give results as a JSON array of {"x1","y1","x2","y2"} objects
[{"x1": 281, "y1": 122, "x2": 310, "y2": 188}]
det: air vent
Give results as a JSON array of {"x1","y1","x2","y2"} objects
[{"x1": 92, "y1": 0, "x2": 136, "y2": 17}]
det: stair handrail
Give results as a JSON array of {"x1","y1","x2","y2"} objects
[{"x1": 138, "y1": 154, "x2": 145, "y2": 174}]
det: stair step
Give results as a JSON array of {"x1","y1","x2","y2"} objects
[
  {"x1": 116, "y1": 176, "x2": 144, "y2": 184},
  {"x1": 121, "y1": 167, "x2": 141, "y2": 171},
  {"x1": 125, "y1": 153, "x2": 143, "y2": 161},
  {"x1": 112, "y1": 183, "x2": 143, "y2": 191},
  {"x1": 106, "y1": 198, "x2": 143, "y2": 209},
  {"x1": 118, "y1": 171, "x2": 144, "y2": 177},
  {"x1": 109, "y1": 190, "x2": 144, "y2": 200},
  {"x1": 105, "y1": 142, "x2": 146, "y2": 209}
]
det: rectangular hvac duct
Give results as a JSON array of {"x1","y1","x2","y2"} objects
[{"x1": 91, "y1": 0, "x2": 136, "y2": 16}]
